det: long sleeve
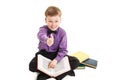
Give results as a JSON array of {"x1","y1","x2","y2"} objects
[
  {"x1": 37, "y1": 27, "x2": 48, "y2": 43},
  {"x1": 55, "y1": 32, "x2": 68, "y2": 62}
]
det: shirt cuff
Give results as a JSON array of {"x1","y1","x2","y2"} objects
[{"x1": 55, "y1": 55, "x2": 64, "y2": 62}]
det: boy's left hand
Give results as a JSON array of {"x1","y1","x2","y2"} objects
[{"x1": 48, "y1": 59, "x2": 57, "y2": 68}]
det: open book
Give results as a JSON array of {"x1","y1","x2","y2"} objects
[{"x1": 37, "y1": 55, "x2": 71, "y2": 77}]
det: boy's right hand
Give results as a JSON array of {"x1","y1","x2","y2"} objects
[{"x1": 47, "y1": 34, "x2": 54, "y2": 46}]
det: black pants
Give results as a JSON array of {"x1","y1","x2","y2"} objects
[{"x1": 29, "y1": 50, "x2": 79, "y2": 80}]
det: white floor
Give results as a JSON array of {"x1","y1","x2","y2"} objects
[{"x1": 28, "y1": 68, "x2": 97, "y2": 80}]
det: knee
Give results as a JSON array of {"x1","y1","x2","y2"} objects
[
  {"x1": 29, "y1": 57, "x2": 37, "y2": 72},
  {"x1": 69, "y1": 56, "x2": 79, "y2": 70},
  {"x1": 73, "y1": 57, "x2": 79, "y2": 69},
  {"x1": 29, "y1": 62, "x2": 37, "y2": 72}
]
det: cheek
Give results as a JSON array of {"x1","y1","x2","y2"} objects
[
  {"x1": 47, "y1": 23, "x2": 53, "y2": 28},
  {"x1": 46, "y1": 22, "x2": 51, "y2": 26},
  {"x1": 57, "y1": 22, "x2": 60, "y2": 25}
]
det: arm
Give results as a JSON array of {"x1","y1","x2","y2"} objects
[
  {"x1": 55, "y1": 32, "x2": 68, "y2": 62},
  {"x1": 37, "y1": 27, "x2": 48, "y2": 43},
  {"x1": 37, "y1": 27, "x2": 54, "y2": 46},
  {"x1": 48, "y1": 32, "x2": 68, "y2": 68}
]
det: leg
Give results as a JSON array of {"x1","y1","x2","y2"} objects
[
  {"x1": 66, "y1": 56, "x2": 79, "y2": 76},
  {"x1": 68, "y1": 56, "x2": 79, "y2": 70},
  {"x1": 55, "y1": 72, "x2": 67, "y2": 80},
  {"x1": 29, "y1": 51, "x2": 41, "y2": 72},
  {"x1": 29, "y1": 57, "x2": 38, "y2": 72},
  {"x1": 37, "y1": 72, "x2": 51, "y2": 80}
]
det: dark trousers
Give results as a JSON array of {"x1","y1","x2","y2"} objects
[{"x1": 29, "y1": 50, "x2": 79, "y2": 80}]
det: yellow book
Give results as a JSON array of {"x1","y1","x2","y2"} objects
[{"x1": 71, "y1": 51, "x2": 89, "y2": 63}]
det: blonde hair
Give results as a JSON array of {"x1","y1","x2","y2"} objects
[{"x1": 45, "y1": 6, "x2": 62, "y2": 17}]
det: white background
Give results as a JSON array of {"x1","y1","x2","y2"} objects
[{"x1": 0, "y1": 0, "x2": 120, "y2": 80}]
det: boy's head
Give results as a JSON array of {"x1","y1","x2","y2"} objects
[
  {"x1": 45, "y1": 6, "x2": 61, "y2": 17},
  {"x1": 45, "y1": 6, "x2": 62, "y2": 31}
]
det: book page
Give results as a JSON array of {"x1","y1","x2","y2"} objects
[
  {"x1": 42, "y1": 58, "x2": 51, "y2": 71},
  {"x1": 54, "y1": 61, "x2": 65, "y2": 72},
  {"x1": 55, "y1": 57, "x2": 69, "y2": 72},
  {"x1": 37, "y1": 55, "x2": 53, "y2": 76},
  {"x1": 53, "y1": 56, "x2": 71, "y2": 77},
  {"x1": 37, "y1": 55, "x2": 71, "y2": 77}
]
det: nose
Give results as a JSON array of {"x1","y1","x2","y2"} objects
[{"x1": 51, "y1": 22, "x2": 56, "y2": 26}]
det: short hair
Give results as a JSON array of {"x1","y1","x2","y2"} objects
[{"x1": 45, "y1": 6, "x2": 62, "y2": 17}]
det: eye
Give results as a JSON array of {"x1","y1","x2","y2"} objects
[{"x1": 55, "y1": 21, "x2": 58, "y2": 23}]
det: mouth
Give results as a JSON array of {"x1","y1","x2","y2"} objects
[
  {"x1": 51, "y1": 27, "x2": 58, "y2": 31},
  {"x1": 51, "y1": 26, "x2": 57, "y2": 29}
]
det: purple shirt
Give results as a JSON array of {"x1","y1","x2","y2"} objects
[{"x1": 37, "y1": 25, "x2": 68, "y2": 61}]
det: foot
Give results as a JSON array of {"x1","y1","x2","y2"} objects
[
  {"x1": 67, "y1": 70, "x2": 75, "y2": 76},
  {"x1": 37, "y1": 73, "x2": 50, "y2": 80}
]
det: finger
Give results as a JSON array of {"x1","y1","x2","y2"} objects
[
  {"x1": 48, "y1": 62, "x2": 54, "y2": 68},
  {"x1": 48, "y1": 62, "x2": 52, "y2": 68},
  {"x1": 50, "y1": 65, "x2": 55, "y2": 68},
  {"x1": 50, "y1": 34, "x2": 53, "y2": 38}
]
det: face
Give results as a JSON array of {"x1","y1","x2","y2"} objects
[{"x1": 45, "y1": 15, "x2": 61, "y2": 31}]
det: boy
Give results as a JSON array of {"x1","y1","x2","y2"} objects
[{"x1": 29, "y1": 6, "x2": 79, "y2": 80}]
